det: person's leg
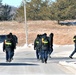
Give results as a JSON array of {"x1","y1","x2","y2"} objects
[
  {"x1": 11, "y1": 50, "x2": 14, "y2": 60},
  {"x1": 44, "y1": 51, "x2": 48, "y2": 63},
  {"x1": 70, "y1": 44, "x2": 76, "y2": 58},
  {"x1": 8, "y1": 49, "x2": 12, "y2": 62},
  {"x1": 39, "y1": 50, "x2": 41, "y2": 60},
  {"x1": 36, "y1": 50, "x2": 39, "y2": 59},
  {"x1": 69, "y1": 49, "x2": 76, "y2": 59},
  {"x1": 50, "y1": 48, "x2": 53, "y2": 54},
  {"x1": 70, "y1": 50, "x2": 75, "y2": 56},
  {"x1": 41, "y1": 50, "x2": 45, "y2": 63},
  {"x1": 6, "y1": 51, "x2": 8, "y2": 62},
  {"x1": 48, "y1": 48, "x2": 53, "y2": 58}
]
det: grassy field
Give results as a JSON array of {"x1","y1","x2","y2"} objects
[{"x1": 0, "y1": 20, "x2": 76, "y2": 46}]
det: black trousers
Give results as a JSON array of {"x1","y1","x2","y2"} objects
[
  {"x1": 6, "y1": 48, "x2": 12, "y2": 61},
  {"x1": 70, "y1": 43, "x2": 76, "y2": 57}
]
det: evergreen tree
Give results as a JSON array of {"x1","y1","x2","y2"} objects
[
  {"x1": 1, "y1": 5, "x2": 13, "y2": 21},
  {"x1": 16, "y1": 0, "x2": 51, "y2": 21},
  {"x1": 0, "y1": 0, "x2": 3, "y2": 20},
  {"x1": 0, "y1": 0, "x2": 14, "y2": 21},
  {"x1": 16, "y1": 0, "x2": 76, "y2": 22},
  {"x1": 37, "y1": 0, "x2": 51, "y2": 20},
  {"x1": 16, "y1": 5, "x2": 24, "y2": 22},
  {"x1": 26, "y1": 0, "x2": 42, "y2": 20},
  {"x1": 50, "y1": 0, "x2": 76, "y2": 23}
]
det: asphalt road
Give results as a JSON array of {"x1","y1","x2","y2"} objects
[{"x1": 0, "y1": 46, "x2": 75, "y2": 75}]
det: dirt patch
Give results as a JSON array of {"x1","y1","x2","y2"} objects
[{"x1": 0, "y1": 20, "x2": 76, "y2": 46}]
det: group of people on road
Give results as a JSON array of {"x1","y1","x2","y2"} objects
[
  {"x1": 34, "y1": 33, "x2": 54, "y2": 63},
  {"x1": 3, "y1": 32, "x2": 18, "y2": 62},
  {"x1": 2, "y1": 31, "x2": 76, "y2": 63},
  {"x1": 34, "y1": 32, "x2": 76, "y2": 63}
]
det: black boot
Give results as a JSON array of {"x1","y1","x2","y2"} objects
[
  {"x1": 41, "y1": 59, "x2": 44, "y2": 63},
  {"x1": 69, "y1": 56, "x2": 73, "y2": 59},
  {"x1": 45, "y1": 59, "x2": 47, "y2": 64}
]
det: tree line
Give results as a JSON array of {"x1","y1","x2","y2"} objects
[
  {"x1": 0, "y1": 0, "x2": 76, "y2": 23},
  {"x1": 16, "y1": 0, "x2": 76, "y2": 23},
  {"x1": 0, "y1": 0, "x2": 16, "y2": 21}
]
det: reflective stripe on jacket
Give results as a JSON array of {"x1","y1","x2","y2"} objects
[
  {"x1": 42, "y1": 38, "x2": 48, "y2": 44},
  {"x1": 36, "y1": 41, "x2": 39, "y2": 44},
  {"x1": 5, "y1": 40, "x2": 12, "y2": 45},
  {"x1": 73, "y1": 38, "x2": 76, "y2": 41}
]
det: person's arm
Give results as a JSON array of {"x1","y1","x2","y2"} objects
[
  {"x1": 34, "y1": 39, "x2": 37, "y2": 50},
  {"x1": 3, "y1": 41, "x2": 5, "y2": 52}
]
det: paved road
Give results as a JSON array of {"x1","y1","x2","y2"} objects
[{"x1": 0, "y1": 46, "x2": 75, "y2": 75}]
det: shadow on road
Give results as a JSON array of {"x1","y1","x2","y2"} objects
[
  {"x1": 49, "y1": 57, "x2": 70, "y2": 60},
  {"x1": 0, "y1": 63, "x2": 38, "y2": 66},
  {"x1": 0, "y1": 57, "x2": 76, "y2": 65},
  {"x1": 48, "y1": 57, "x2": 76, "y2": 63}
]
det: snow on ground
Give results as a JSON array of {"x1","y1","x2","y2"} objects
[
  {"x1": 0, "y1": 42, "x2": 74, "y2": 54},
  {"x1": 0, "y1": 42, "x2": 76, "y2": 70},
  {"x1": 0, "y1": 43, "x2": 34, "y2": 53}
]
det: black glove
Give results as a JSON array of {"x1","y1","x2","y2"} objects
[
  {"x1": 3, "y1": 50, "x2": 5, "y2": 52},
  {"x1": 34, "y1": 47, "x2": 36, "y2": 50}
]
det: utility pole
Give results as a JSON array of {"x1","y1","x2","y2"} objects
[{"x1": 23, "y1": 0, "x2": 28, "y2": 46}]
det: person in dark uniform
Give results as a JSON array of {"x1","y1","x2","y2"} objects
[
  {"x1": 8, "y1": 32, "x2": 18, "y2": 60},
  {"x1": 3, "y1": 34, "x2": 15, "y2": 62},
  {"x1": 9, "y1": 33, "x2": 18, "y2": 49},
  {"x1": 69, "y1": 35, "x2": 76, "y2": 59},
  {"x1": 48, "y1": 33, "x2": 54, "y2": 58},
  {"x1": 34, "y1": 34, "x2": 42, "y2": 60},
  {"x1": 41, "y1": 33, "x2": 49, "y2": 63}
]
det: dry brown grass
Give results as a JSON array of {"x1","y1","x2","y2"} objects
[{"x1": 0, "y1": 20, "x2": 76, "y2": 46}]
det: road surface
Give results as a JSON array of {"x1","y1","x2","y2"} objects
[{"x1": 0, "y1": 45, "x2": 76, "y2": 75}]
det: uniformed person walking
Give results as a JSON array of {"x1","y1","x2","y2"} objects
[
  {"x1": 3, "y1": 34, "x2": 15, "y2": 62},
  {"x1": 34, "y1": 34, "x2": 42, "y2": 60},
  {"x1": 41, "y1": 33, "x2": 49, "y2": 63},
  {"x1": 8, "y1": 33, "x2": 18, "y2": 59},
  {"x1": 69, "y1": 35, "x2": 76, "y2": 59}
]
